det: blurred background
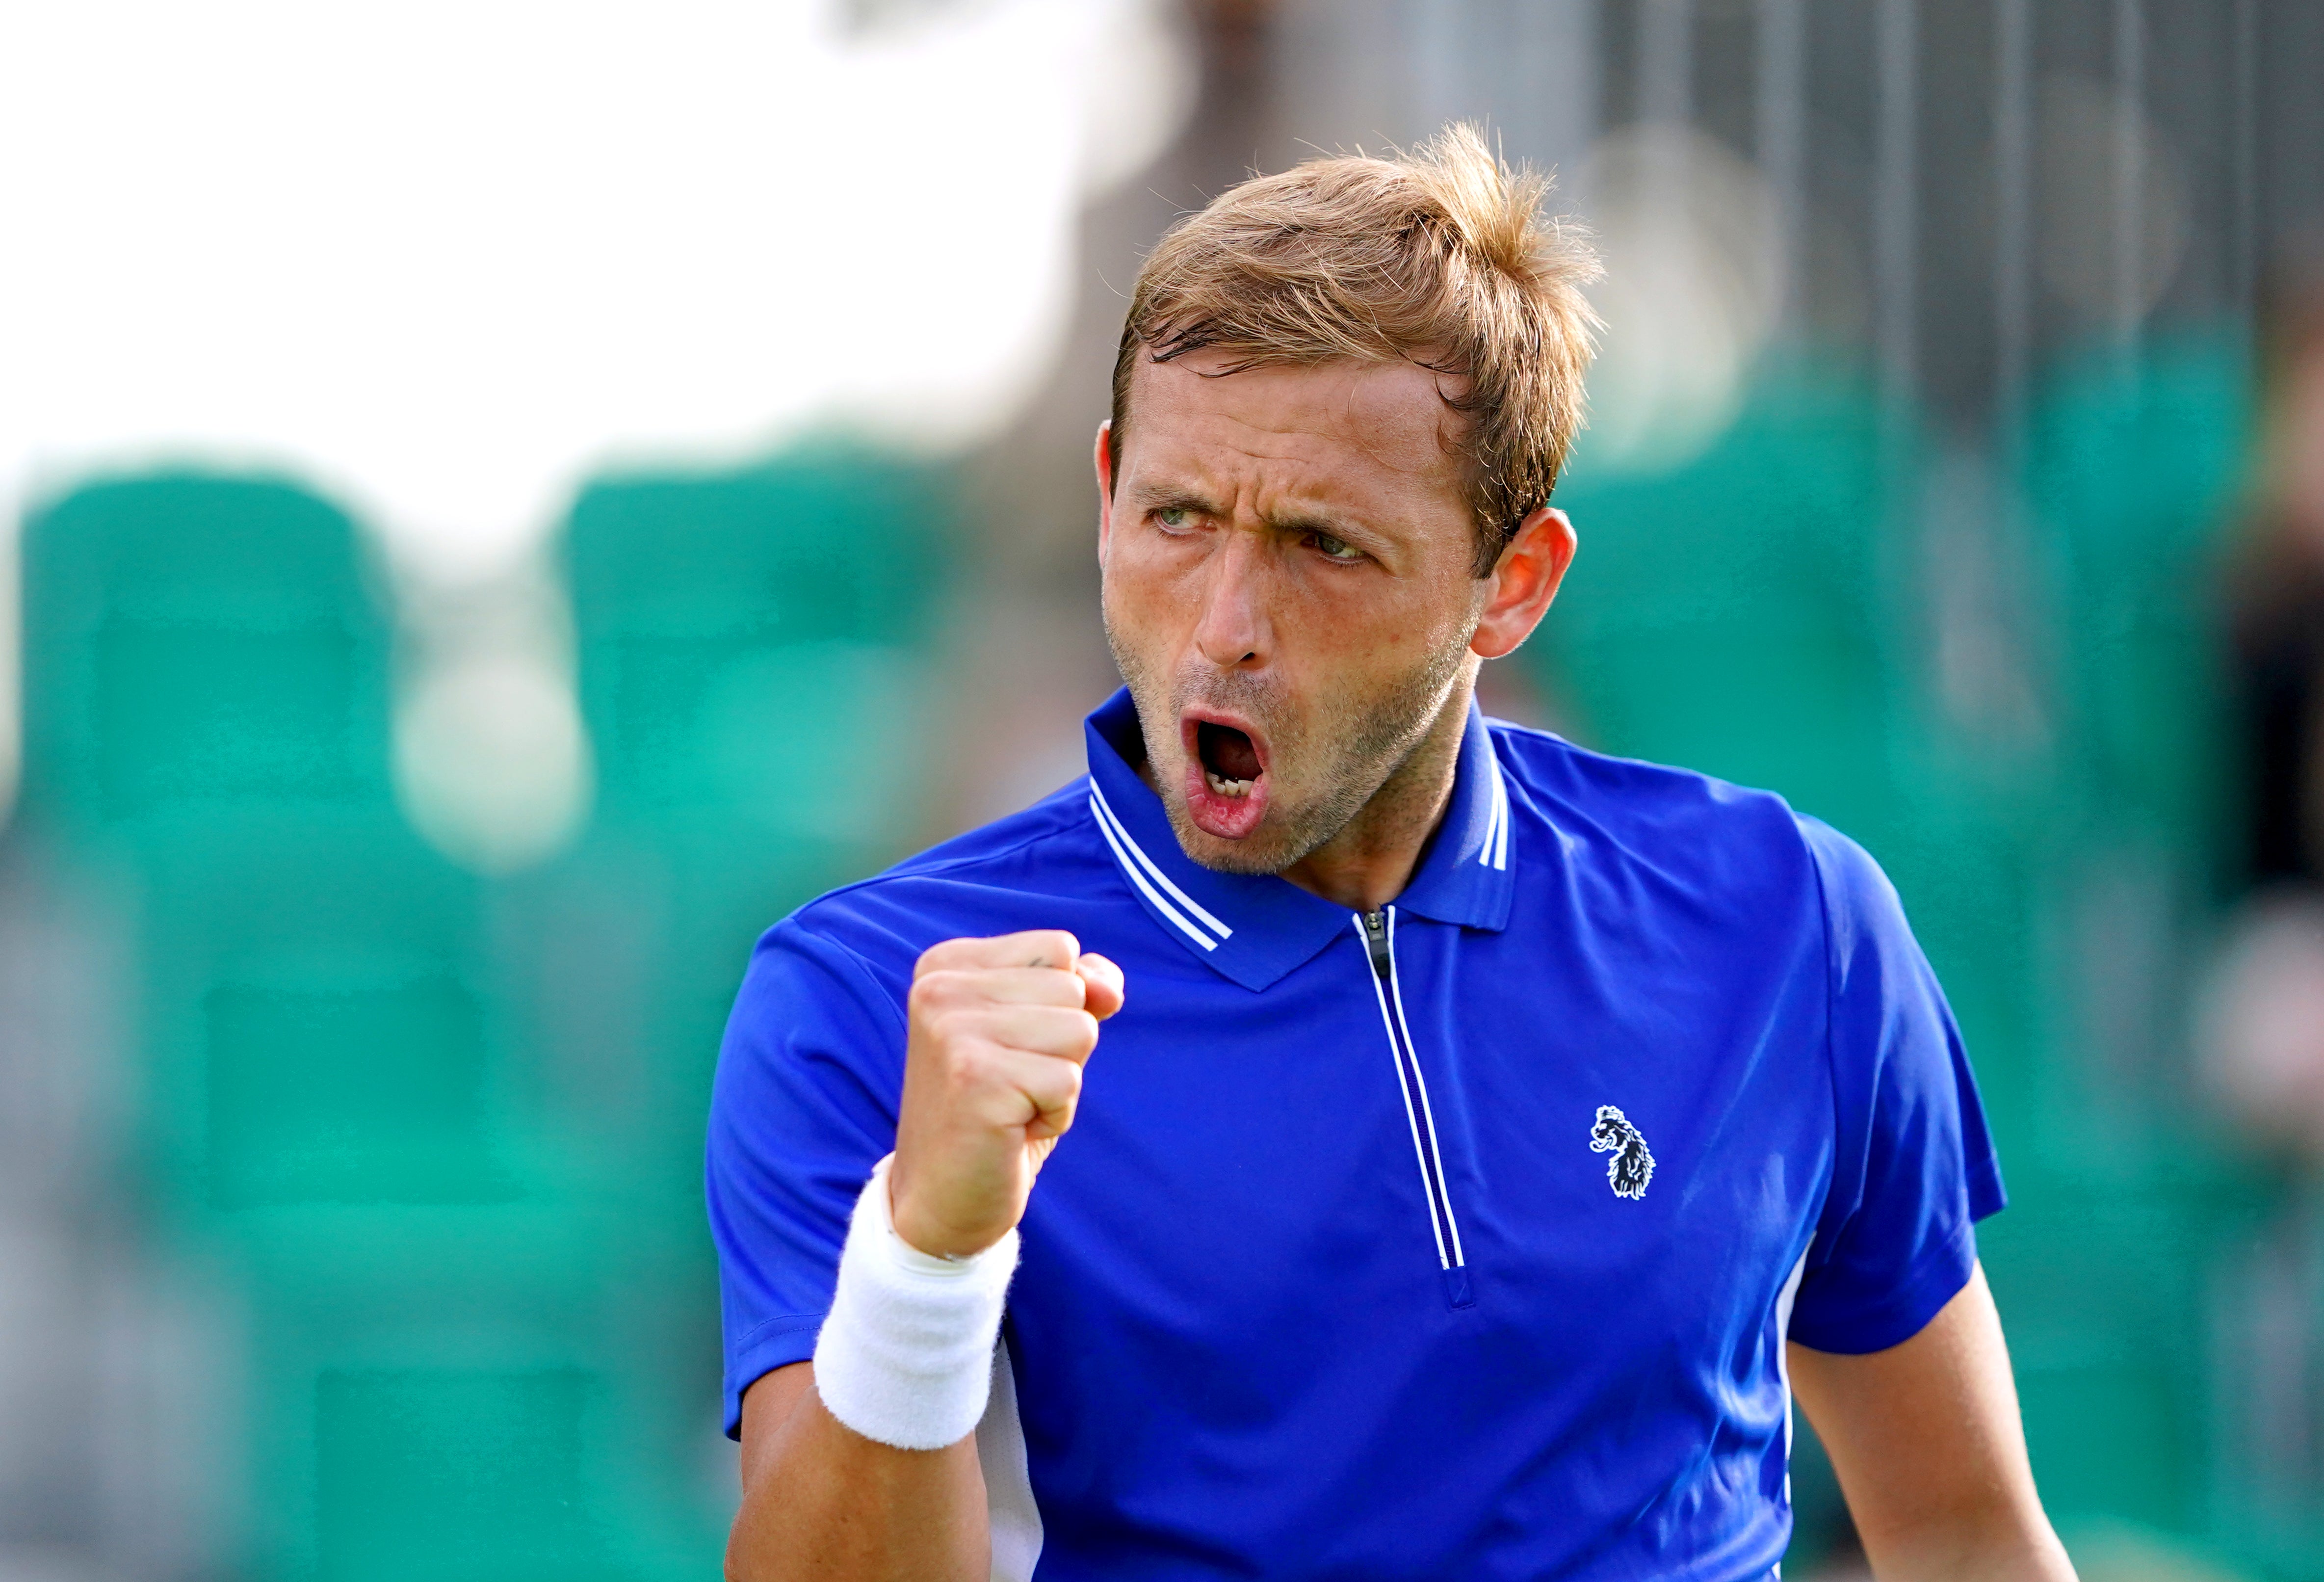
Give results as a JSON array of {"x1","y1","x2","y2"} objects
[{"x1": 2, "y1": 0, "x2": 2323, "y2": 1577}]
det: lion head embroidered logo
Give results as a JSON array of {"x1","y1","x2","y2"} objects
[{"x1": 1589, "y1": 1105, "x2": 1654, "y2": 1201}]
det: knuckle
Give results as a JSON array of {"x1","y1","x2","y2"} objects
[
  {"x1": 913, "y1": 938, "x2": 970, "y2": 978},
  {"x1": 1022, "y1": 929, "x2": 1079, "y2": 968},
  {"x1": 911, "y1": 970, "x2": 978, "y2": 1016},
  {"x1": 1019, "y1": 967, "x2": 1080, "y2": 1008},
  {"x1": 1028, "y1": 1065, "x2": 1081, "y2": 1120},
  {"x1": 944, "y1": 1040, "x2": 995, "y2": 1089}
]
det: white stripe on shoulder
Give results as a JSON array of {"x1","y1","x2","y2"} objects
[
  {"x1": 1491, "y1": 756, "x2": 1510, "y2": 871},
  {"x1": 1088, "y1": 782, "x2": 1233, "y2": 939},
  {"x1": 1088, "y1": 792, "x2": 1218, "y2": 950},
  {"x1": 1478, "y1": 748, "x2": 1511, "y2": 870}
]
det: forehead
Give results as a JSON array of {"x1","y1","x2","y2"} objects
[{"x1": 1120, "y1": 353, "x2": 1464, "y2": 504}]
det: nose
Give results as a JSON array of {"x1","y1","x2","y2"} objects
[{"x1": 1192, "y1": 531, "x2": 1269, "y2": 671}]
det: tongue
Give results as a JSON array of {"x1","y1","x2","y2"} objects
[{"x1": 1201, "y1": 723, "x2": 1262, "y2": 781}]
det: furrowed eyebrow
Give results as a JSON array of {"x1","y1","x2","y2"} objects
[
  {"x1": 1130, "y1": 486, "x2": 1374, "y2": 549},
  {"x1": 1132, "y1": 486, "x2": 1217, "y2": 517},
  {"x1": 1268, "y1": 508, "x2": 1366, "y2": 545}
]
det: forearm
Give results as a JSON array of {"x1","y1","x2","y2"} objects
[
  {"x1": 728, "y1": 934, "x2": 1120, "y2": 1580},
  {"x1": 729, "y1": 1362, "x2": 988, "y2": 1582},
  {"x1": 1855, "y1": 1511, "x2": 2075, "y2": 1582},
  {"x1": 1789, "y1": 1269, "x2": 2075, "y2": 1582}
]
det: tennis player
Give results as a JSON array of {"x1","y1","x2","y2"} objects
[{"x1": 710, "y1": 127, "x2": 2074, "y2": 1581}]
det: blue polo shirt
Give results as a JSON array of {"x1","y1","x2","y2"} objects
[{"x1": 708, "y1": 688, "x2": 2005, "y2": 1581}]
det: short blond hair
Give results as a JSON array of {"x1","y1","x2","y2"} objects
[{"x1": 1109, "y1": 124, "x2": 1601, "y2": 575}]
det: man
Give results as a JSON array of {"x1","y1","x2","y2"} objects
[{"x1": 710, "y1": 128, "x2": 2075, "y2": 1581}]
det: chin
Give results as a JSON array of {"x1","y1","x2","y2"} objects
[
  {"x1": 1159, "y1": 793, "x2": 1308, "y2": 876},
  {"x1": 1184, "y1": 834, "x2": 1296, "y2": 876}
]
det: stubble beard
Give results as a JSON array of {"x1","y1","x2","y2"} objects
[{"x1": 1103, "y1": 613, "x2": 1474, "y2": 876}]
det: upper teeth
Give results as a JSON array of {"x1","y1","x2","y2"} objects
[{"x1": 1205, "y1": 769, "x2": 1253, "y2": 798}]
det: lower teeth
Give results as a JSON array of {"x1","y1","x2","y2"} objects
[{"x1": 1206, "y1": 771, "x2": 1252, "y2": 798}]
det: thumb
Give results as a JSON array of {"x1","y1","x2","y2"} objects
[{"x1": 1075, "y1": 952, "x2": 1127, "y2": 1021}]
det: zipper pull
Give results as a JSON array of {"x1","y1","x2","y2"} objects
[{"x1": 1360, "y1": 908, "x2": 1391, "y2": 978}]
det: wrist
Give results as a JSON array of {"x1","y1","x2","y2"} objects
[
  {"x1": 812, "y1": 1155, "x2": 1018, "y2": 1450},
  {"x1": 888, "y1": 1157, "x2": 1012, "y2": 1261},
  {"x1": 884, "y1": 1177, "x2": 992, "y2": 1273}
]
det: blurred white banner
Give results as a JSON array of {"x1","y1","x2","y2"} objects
[{"x1": 0, "y1": 0, "x2": 1192, "y2": 819}]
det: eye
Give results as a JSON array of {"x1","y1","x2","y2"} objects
[
  {"x1": 1310, "y1": 531, "x2": 1364, "y2": 563},
  {"x1": 1154, "y1": 506, "x2": 1196, "y2": 531}
]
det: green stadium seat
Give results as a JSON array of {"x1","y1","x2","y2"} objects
[
  {"x1": 1532, "y1": 356, "x2": 1904, "y2": 841},
  {"x1": 565, "y1": 447, "x2": 948, "y2": 843},
  {"x1": 204, "y1": 972, "x2": 494, "y2": 1208},
  {"x1": 549, "y1": 447, "x2": 957, "y2": 1195},
  {"x1": 19, "y1": 474, "x2": 395, "y2": 833},
  {"x1": 13, "y1": 472, "x2": 732, "y2": 1576},
  {"x1": 1978, "y1": 1171, "x2": 2244, "y2": 1536},
  {"x1": 315, "y1": 1368, "x2": 634, "y2": 1582},
  {"x1": 2017, "y1": 332, "x2": 2252, "y2": 859},
  {"x1": 119, "y1": 810, "x2": 500, "y2": 1211}
]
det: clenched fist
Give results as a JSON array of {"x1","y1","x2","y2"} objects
[{"x1": 888, "y1": 930, "x2": 1126, "y2": 1260}]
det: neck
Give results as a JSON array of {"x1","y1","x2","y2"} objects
[{"x1": 1277, "y1": 671, "x2": 1476, "y2": 913}]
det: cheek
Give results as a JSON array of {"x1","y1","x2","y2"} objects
[
  {"x1": 1287, "y1": 570, "x2": 1457, "y2": 662},
  {"x1": 1102, "y1": 535, "x2": 1197, "y2": 646},
  {"x1": 1130, "y1": 522, "x2": 1230, "y2": 585}
]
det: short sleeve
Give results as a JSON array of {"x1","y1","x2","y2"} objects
[
  {"x1": 705, "y1": 918, "x2": 908, "y2": 1436},
  {"x1": 1785, "y1": 817, "x2": 2007, "y2": 1355}
]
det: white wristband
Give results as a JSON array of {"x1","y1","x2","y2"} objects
[{"x1": 812, "y1": 1154, "x2": 1018, "y2": 1450}]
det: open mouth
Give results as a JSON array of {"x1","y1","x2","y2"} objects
[
  {"x1": 1182, "y1": 715, "x2": 1270, "y2": 839},
  {"x1": 1198, "y1": 721, "x2": 1262, "y2": 798}
]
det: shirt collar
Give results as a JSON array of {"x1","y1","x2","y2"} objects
[{"x1": 1081, "y1": 687, "x2": 1516, "y2": 991}]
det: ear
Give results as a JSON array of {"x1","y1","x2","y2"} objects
[
  {"x1": 1094, "y1": 421, "x2": 1117, "y2": 557},
  {"x1": 1470, "y1": 506, "x2": 1577, "y2": 660}
]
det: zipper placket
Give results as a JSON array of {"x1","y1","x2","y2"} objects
[{"x1": 1356, "y1": 906, "x2": 1473, "y2": 1307}]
